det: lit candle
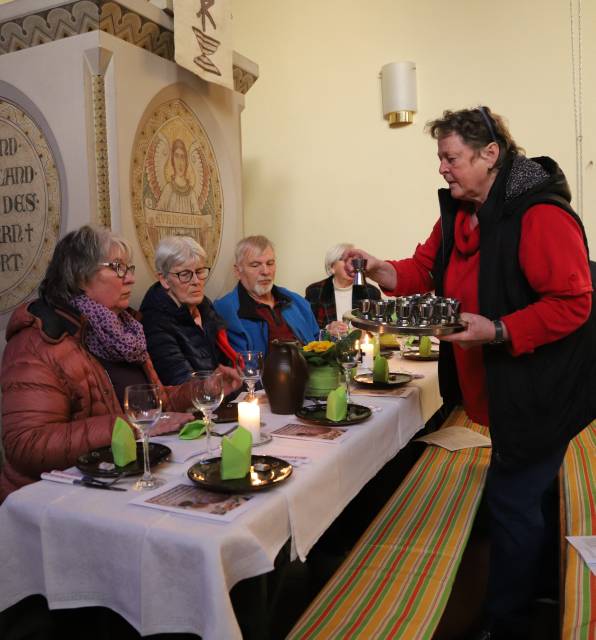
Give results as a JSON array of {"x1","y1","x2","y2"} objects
[
  {"x1": 238, "y1": 400, "x2": 260, "y2": 440},
  {"x1": 361, "y1": 335, "x2": 374, "y2": 370}
]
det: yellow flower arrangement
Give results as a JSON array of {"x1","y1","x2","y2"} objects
[
  {"x1": 303, "y1": 340, "x2": 335, "y2": 353},
  {"x1": 302, "y1": 331, "x2": 361, "y2": 366},
  {"x1": 303, "y1": 331, "x2": 361, "y2": 397}
]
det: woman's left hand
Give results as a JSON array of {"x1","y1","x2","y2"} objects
[
  {"x1": 215, "y1": 364, "x2": 243, "y2": 396},
  {"x1": 439, "y1": 312, "x2": 505, "y2": 349}
]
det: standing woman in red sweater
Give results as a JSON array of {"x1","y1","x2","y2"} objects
[{"x1": 344, "y1": 107, "x2": 595, "y2": 640}]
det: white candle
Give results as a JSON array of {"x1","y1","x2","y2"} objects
[
  {"x1": 238, "y1": 400, "x2": 260, "y2": 440},
  {"x1": 361, "y1": 339, "x2": 374, "y2": 370}
]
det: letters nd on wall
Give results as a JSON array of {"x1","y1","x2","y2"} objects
[
  {"x1": 0, "y1": 97, "x2": 61, "y2": 313},
  {"x1": 131, "y1": 95, "x2": 223, "y2": 271}
]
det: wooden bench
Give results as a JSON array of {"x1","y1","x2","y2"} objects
[
  {"x1": 287, "y1": 406, "x2": 491, "y2": 639},
  {"x1": 560, "y1": 421, "x2": 595, "y2": 640}
]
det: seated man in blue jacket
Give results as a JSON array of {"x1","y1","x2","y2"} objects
[{"x1": 214, "y1": 235, "x2": 319, "y2": 354}]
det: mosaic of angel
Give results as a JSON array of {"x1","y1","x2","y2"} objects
[{"x1": 146, "y1": 136, "x2": 211, "y2": 215}]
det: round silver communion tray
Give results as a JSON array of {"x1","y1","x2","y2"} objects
[{"x1": 346, "y1": 311, "x2": 466, "y2": 336}]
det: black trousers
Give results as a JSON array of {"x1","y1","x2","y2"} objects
[{"x1": 483, "y1": 443, "x2": 568, "y2": 637}]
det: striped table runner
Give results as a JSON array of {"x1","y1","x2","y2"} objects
[
  {"x1": 287, "y1": 406, "x2": 491, "y2": 640},
  {"x1": 561, "y1": 422, "x2": 596, "y2": 640}
]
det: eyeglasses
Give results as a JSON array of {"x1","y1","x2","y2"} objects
[
  {"x1": 477, "y1": 106, "x2": 498, "y2": 143},
  {"x1": 168, "y1": 267, "x2": 210, "y2": 283},
  {"x1": 99, "y1": 261, "x2": 136, "y2": 279}
]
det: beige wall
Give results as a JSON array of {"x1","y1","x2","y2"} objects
[{"x1": 232, "y1": 0, "x2": 595, "y2": 294}]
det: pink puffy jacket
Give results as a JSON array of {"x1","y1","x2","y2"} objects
[{"x1": 0, "y1": 302, "x2": 193, "y2": 502}]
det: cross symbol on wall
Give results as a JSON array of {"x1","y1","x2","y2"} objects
[
  {"x1": 24, "y1": 223, "x2": 34, "y2": 242},
  {"x1": 197, "y1": 0, "x2": 216, "y2": 31}
]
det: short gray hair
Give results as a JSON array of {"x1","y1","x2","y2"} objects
[
  {"x1": 154, "y1": 235, "x2": 207, "y2": 275},
  {"x1": 234, "y1": 235, "x2": 274, "y2": 266},
  {"x1": 39, "y1": 225, "x2": 131, "y2": 308},
  {"x1": 325, "y1": 243, "x2": 354, "y2": 275}
]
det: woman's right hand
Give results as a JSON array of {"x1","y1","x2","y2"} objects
[
  {"x1": 342, "y1": 248, "x2": 381, "y2": 277},
  {"x1": 341, "y1": 248, "x2": 397, "y2": 291}
]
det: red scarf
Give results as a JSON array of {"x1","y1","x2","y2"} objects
[{"x1": 444, "y1": 211, "x2": 489, "y2": 426}]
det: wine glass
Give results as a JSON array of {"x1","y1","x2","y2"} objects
[
  {"x1": 236, "y1": 351, "x2": 264, "y2": 401},
  {"x1": 191, "y1": 371, "x2": 224, "y2": 462},
  {"x1": 124, "y1": 384, "x2": 163, "y2": 490},
  {"x1": 336, "y1": 340, "x2": 360, "y2": 405}
]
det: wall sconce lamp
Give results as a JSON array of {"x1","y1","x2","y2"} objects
[{"x1": 380, "y1": 61, "x2": 417, "y2": 127}]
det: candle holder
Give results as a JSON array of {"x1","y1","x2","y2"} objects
[{"x1": 248, "y1": 432, "x2": 272, "y2": 447}]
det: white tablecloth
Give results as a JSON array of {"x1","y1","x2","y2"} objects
[
  {"x1": 0, "y1": 360, "x2": 440, "y2": 640},
  {"x1": 390, "y1": 354, "x2": 443, "y2": 423}
]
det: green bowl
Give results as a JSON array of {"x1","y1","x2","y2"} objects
[{"x1": 305, "y1": 365, "x2": 342, "y2": 398}]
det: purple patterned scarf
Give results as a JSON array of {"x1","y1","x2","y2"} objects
[{"x1": 71, "y1": 294, "x2": 148, "y2": 363}]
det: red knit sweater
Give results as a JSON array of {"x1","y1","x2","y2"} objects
[{"x1": 384, "y1": 204, "x2": 592, "y2": 425}]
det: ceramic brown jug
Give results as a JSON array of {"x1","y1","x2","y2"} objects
[{"x1": 262, "y1": 340, "x2": 308, "y2": 414}]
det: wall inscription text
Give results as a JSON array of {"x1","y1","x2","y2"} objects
[{"x1": 0, "y1": 98, "x2": 61, "y2": 313}]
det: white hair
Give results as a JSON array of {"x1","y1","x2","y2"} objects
[
  {"x1": 154, "y1": 235, "x2": 207, "y2": 274},
  {"x1": 234, "y1": 235, "x2": 274, "y2": 267},
  {"x1": 325, "y1": 243, "x2": 354, "y2": 275}
]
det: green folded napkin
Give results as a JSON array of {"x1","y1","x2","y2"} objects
[
  {"x1": 111, "y1": 417, "x2": 137, "y2": 467},
  {"x1": 419, "y1": 336, "x2": 432, "y2": 357},
  {"x1": 178, "y1": 419, "x2": 206, "y2": 440},
  {"x1": 220, "y1": 426, "x2": 252, "y2": 480},
  {"x1": 373, "y1": 354, "x2": 390, "y2": 383},
  {"x1": 326, "y1": 385, "x2": 348, "y2": 422}
]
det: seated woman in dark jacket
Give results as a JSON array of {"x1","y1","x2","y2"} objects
[
  {"x1": 305, "y1": 242, "x2": 381, "y2": 333},
  {"x1": 140, "y1": 236, "x2": 238, "y2": 385}
]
